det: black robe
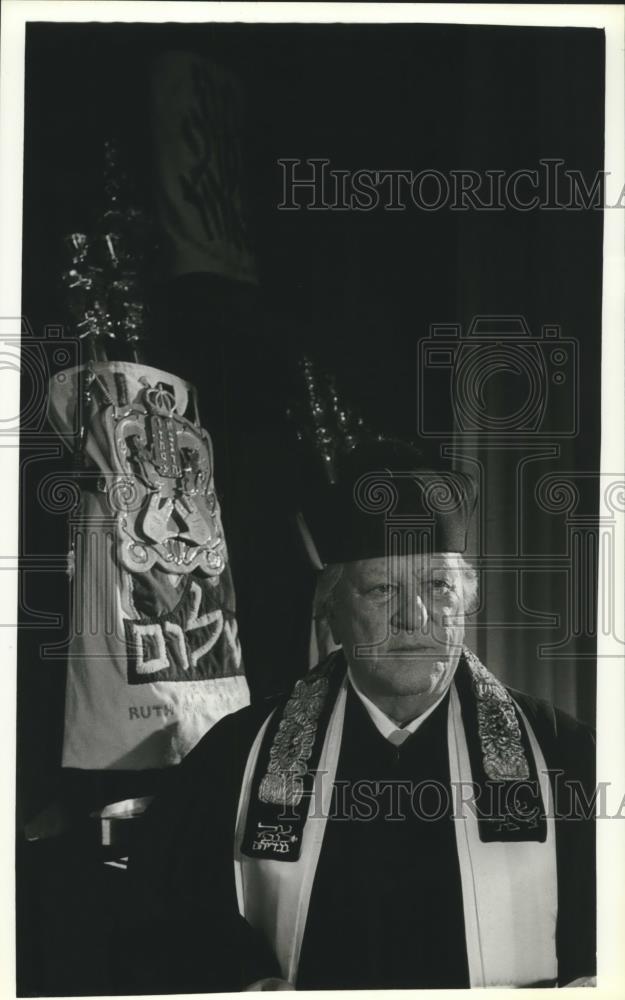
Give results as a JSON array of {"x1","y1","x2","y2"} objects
[
  {"x1": 296, "y1": 685, "x2": 469, "y2": 989},
  {"x1": 124, "y1": 674, "x2": 595, "y2": 992}
]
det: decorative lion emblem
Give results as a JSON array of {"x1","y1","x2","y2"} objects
[{"x1": 104, "y1": 377, "x2": 226, "y2": 576}]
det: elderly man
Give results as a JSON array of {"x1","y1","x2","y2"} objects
[{"x1": 127, "y1": 443, "x2": 595, "y2": 992}]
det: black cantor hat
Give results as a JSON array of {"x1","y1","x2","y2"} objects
[{"x1": 296, "y1": 440, "x2": 477, "y2": 567}]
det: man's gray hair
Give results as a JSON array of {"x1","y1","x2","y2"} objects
[{"x1": 313, "y1": 554, "x2": 479, "y2": 622}]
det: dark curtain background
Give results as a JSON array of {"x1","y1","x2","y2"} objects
[
  {"x1": 18, "y1": 22, "x2": 603, "y2": 995},
  {"x1": 448, "y1": 28, "x2": 603, "y2": 720}
]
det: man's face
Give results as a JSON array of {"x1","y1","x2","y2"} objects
[{"x1": 329, "y1": 552, "x2": 465, "y2": 702}]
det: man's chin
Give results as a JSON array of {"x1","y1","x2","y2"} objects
[{"x1": 368, "y1": 655, "x2": 453, "y2": 696}]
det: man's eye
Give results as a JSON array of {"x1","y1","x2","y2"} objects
[
  {"x1": 366, "y1": 584, "x2": 396, "y2": 597},
  {"x1": 431, "y1": 578, "x2": 454, "y2": 594}
]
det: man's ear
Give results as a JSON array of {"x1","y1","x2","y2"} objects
[{"x1": 327, "y1": 605, "x2": 341, "y2": 646}]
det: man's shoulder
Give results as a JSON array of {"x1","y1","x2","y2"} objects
[
  {"x1": 510, "y1": 686, "x2": 594, "y2": 735},
  {"x1": 183, "y1": 694, "x2": 282, "y2": 770},
  {"x1": 186, "y1": 657, "x2": 344, "y2": 768},
  {"x1": 508, "y1": 686, "x2": 595, "y2": 774},
  {"x1": 131, "y1": 693, "x2": 286, "y2": 864}
]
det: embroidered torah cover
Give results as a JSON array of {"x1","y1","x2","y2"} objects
[{"x1": 48, "y1": 361, "x2": 249, "y2": 769}]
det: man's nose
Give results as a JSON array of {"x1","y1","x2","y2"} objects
[{"x1": 391, "y1": 592, "x2": 429, "y2": 633}]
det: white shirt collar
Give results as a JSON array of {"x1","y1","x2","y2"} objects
[{"x1": 347, "y1": 667, "x2": 448, "y2": 742}]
